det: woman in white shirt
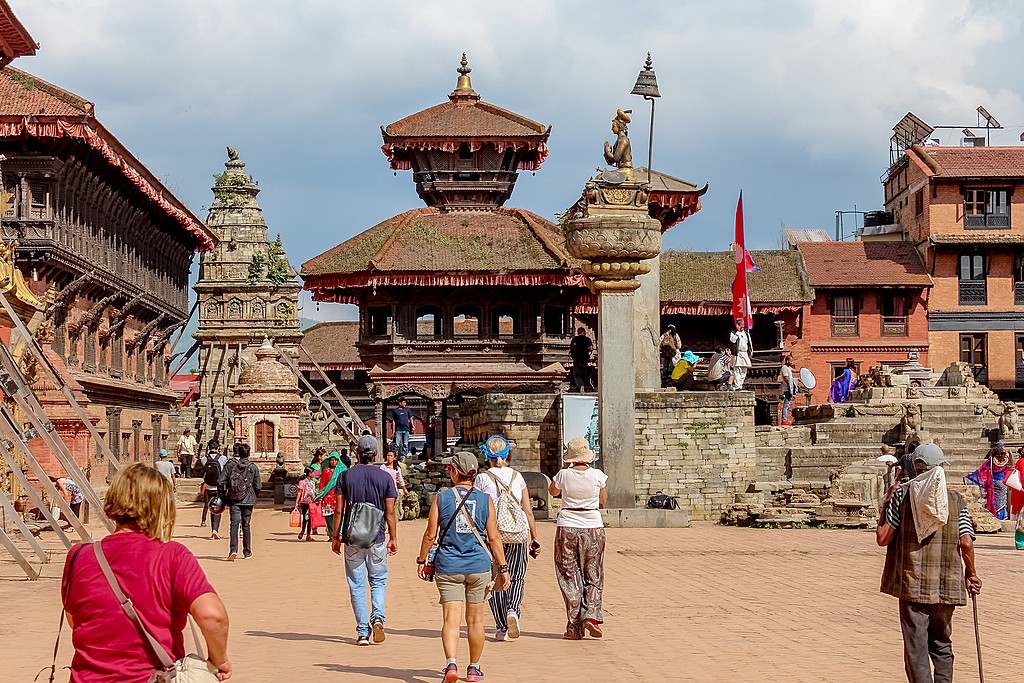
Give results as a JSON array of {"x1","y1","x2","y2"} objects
[
  {"x1": 473, "y1": 435, "x2": 539, "y2": 642},
  {"x1": 548, "y1": 437, "x2": 608, "y2": 640}
]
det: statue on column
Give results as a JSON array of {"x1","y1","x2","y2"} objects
[{"x1": 603, "y1": 109, "x2": 633, "y2": 178}]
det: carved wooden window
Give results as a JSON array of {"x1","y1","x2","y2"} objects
[
  {"x1": 960, "y1": 334, "x2": 987, "y2": 383},
  {"x1": 492, "y1": 305, "x2": 521, "y2": 338},
  {"x1": 829, "y1": 294, "x2": 858, "y2": 337},
  {"x1": 254, "y1": 420, "x2": 275, "y2": 453},
  {"x1": 415, "y1": 306, "x2": 443, "y2": 339},
  {"x1": 28, "y1": 183, "x2": 49, "y2": 219},
  {"x1": 367, "y1": 307, "x2": 391, "y2": 336},
  {"x1": 958, "y1": 253, "x2": 986, "y2": 305},
  {"x1": 880, "y1": 293, "x2": 909, "y2": 337}
]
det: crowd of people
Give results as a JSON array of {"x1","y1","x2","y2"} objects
[{"x1": 53, "y1": 430, "x2": 608, "y2": 681}]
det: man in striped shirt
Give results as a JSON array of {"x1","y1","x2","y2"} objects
[{"x1": 876, "y1": 443, "x2": 982, "y2": 683}]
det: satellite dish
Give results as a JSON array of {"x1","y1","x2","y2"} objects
[{"x1": 800, "y1": 367, "x2": 816, "y2": 390}]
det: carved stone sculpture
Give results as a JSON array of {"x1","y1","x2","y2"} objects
[{"x1": 999, "y1": 402, "x2": 1019, "y2": 438}]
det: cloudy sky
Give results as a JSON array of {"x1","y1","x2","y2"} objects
[{"x1": 11, "y1": 0, "x2": 1024, "y2": 323}]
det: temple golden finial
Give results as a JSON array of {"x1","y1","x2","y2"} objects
[{"x1": 455, "y1": 52, "x2": 472, "y2": 91}]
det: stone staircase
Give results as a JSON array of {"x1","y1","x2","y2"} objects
[{"x1": 916, "y1": 402, "x2": 996, "y2": 482}]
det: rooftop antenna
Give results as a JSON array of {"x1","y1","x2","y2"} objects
[{"x1": 977, "y1": 105, "x2": 1002, "y2": 145}]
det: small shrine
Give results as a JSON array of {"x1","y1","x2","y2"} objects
[{"x1": 226, "y1": 338, "x2": 304, "y2": 474}]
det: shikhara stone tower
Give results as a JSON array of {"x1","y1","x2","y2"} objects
[{"x1": 190, "y1": 149, "x2": 302, "y2": 446}]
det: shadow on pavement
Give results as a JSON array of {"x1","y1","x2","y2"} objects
[
  {"x1": 316, "y1": 664, "x2": 438, "y2": 682},
  {"x1": 246, "y1": 630, "x2": 345, "y2": 643}
]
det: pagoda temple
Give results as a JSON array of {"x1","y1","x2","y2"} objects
[{"x1": 303, "y1": 56, "x2": 586, "y2": 453}]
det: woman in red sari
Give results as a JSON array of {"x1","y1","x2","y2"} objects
[{"x1": 1008, "y1": 447, "x2": 1024, "y2": 550}]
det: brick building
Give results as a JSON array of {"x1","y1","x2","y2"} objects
[
  {"x1": 0, "y1": 59, "x2": 215, "y2": 482},
  {"x1": 884, "y1": 144, "x2": 1024, "y2": 394},
  {"x1": 794, "y1": 241, "x2": 932, "y2": 403}
]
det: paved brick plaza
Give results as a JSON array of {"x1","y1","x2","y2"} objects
[{"x1": 2, "y1": 505, "x2": 1018, "y2": 682}]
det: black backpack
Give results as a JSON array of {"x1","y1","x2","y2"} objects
[
  {"x1": 646, "y1": 491, "x2": 679, "y2": 510},
  {"x1": 203, "y1": 456, "x2": 222, "y2": 487},
  {"x1": 225, "y1": 460, "x2": 253, "y2": 502}
]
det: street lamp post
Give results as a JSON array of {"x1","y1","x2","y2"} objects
[{"x1": 630, "y1": 52, "x2": 661, "y2": 177}]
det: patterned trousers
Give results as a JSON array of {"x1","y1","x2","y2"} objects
[
  {"x1": 553, "y1": 526, "x2": 605, "y2": 639},
  {"x1": 489, "y1": 542, "x2": 528, "y2": 631}
]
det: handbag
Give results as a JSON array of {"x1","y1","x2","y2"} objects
[
  {"x1": 1006, "y1": 469, "x2": 1023, "y2": 492},
  {"x1": 92, "y1": 541, "x2": 220, "y2": 682},
  {"x1": 456, "y1": 489, "x2": 500, "y2": 601},
  {"x1": 289, "y1": 508, "x2": 301, "y2": 528}
]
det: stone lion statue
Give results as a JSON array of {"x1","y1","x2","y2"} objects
[
  {"x1": 999, "y1": 402, "x2": 1020, "y2": 438},
  {"x1": 901, "y1": 403, "x2": 922, "y2": 441}
]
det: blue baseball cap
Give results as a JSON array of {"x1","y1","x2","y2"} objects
[{"x1": 159, "y1": 449, "x2": 168, "y2": 457}]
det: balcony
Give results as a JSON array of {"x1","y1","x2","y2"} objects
[
  {"x1": 830, "y1": 315, "x2": 859, "y2": 337},
  {"x1": 959, "y1": 281, "x2": 987, "y2": 306},
  {"x1": 881, "y1": 316, "x2": 908, "y2": 337},
  {"x1": 965, "y1": 213, "x2": 1010, "y2": 229}
]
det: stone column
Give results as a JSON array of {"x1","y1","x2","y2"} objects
[
  {"x1": 598, "y1": 291, "x2": 637, "y2": 507},
  {"x1": 633, "y1": 255, "x2": 661, "y2": 389},
  {"x1": 432, "y1": 401, "x2": 444, "y2": 457},
  {"x1": 565, "y1": 175, "x2": 661, "y2": 511},
  {"x1": 374, "y1": 397, "x2": 385, "y2": 457}
]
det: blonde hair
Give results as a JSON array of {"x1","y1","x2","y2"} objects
[{"x1": 103, "y1": 463, "x2": 176, "y2": 542}]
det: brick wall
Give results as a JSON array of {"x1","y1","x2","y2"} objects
[
  {"x1": 794, "y1": 289, "x2": 929, "y2": 403},
  {"x1": 634, "y1": 391, "x2": 756, "y2": 521}
]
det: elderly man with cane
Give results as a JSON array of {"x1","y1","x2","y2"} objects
[{"x1": 876, "y1": 443, "x2": 983, "y2": 683}]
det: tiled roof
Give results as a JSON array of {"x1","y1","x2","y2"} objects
[
  {"x1": 912, "y1": 145, "x2": 1024, "y2": 178},
  {"x1": 660, "y1": 250, "x2": 813, "y2": 304},
  {"x1": 300, "y1": 321, "x2": 361, "y2": 368},
  {"x1": 797, "y1": 241, "x2": 932, "y2": 287},
  {"x1": 383, "y1": 99, "x2": 547, "y2": 140},
  {"x1": 0, "y1": 66, "x2": 92, "y2": 116},
  {"x1": 930, "y1": 233, "x2": 1024, "y2": 245},
  {"x1": 302, "y1": 206, "x2": 575, "y2": 277},
  {"x1": 0, "y1": 0, "x2": 35, "y2": 62},
  {"x1": 783, "y1": 229, "x2": 832, "y2": 247}
]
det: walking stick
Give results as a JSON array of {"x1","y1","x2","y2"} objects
[{"x1": 971, "y1": 593, "x2": 984, "y2": 683}]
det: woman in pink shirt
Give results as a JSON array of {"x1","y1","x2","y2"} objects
[
  {"x1": 380, "y1": 450, "x2": 409, "y2": 495},
  {"x1": 61, "y1": 463, "x2": 232, "y2": 682}
]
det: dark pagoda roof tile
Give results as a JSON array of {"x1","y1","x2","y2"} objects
[
  {"x1": 0, "y1": 0, "x2": 36, "y2": 62},
  {"x1": 302, "y1": 207, "x2": 575, "y2": 279},
  {"x1": 0, "y1": 65, "x2": 92, "y2": 116},
  {"x1": 383, "y1": 99, "x2": 548, "y2": 140},
  {"x1": 660, "y1": 249, "x2": 813, "y2": 305}
]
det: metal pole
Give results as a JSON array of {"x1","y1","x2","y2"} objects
[{"x1": 647, "y1": 97, "x2": 655, "y2": 176}]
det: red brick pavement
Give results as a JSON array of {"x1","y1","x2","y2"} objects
[{"x1": 1, "y1": 505, "x2": 1018, "y2": 682}]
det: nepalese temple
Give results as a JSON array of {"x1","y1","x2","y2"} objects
[
  {"x1": 0, "y1": 59, "x2": 216, "y2": 483},
  {"x1": 302, "y1": 56, "x2": 708, "y2": 451}
]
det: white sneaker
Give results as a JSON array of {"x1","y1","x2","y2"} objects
[
  {"x1": 506, "y1": 612, "x2": 520, "y2": 640},
  {"x1": 495, "y1": 629, "x2": 509, "y2": 642}
]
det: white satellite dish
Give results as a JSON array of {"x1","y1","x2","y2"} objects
[{"x1": 800, "y1": 367, "x2": 817, "y2": 390}]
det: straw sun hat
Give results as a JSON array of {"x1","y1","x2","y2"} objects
[{"x1": 563, "y1": 437, "x2": 596, "y2": 464}]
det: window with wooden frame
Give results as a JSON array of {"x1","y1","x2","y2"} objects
[
  {"x1": 1015, "y1": 253, "x2": 1024, "y2": 306},
  {"x1": 958, "y1": 253, "x2": 986, "y2": 305},
  {"x1": 880, "y1": 292, "x2": 909, "y2": 336},
  {"x1": 254, "y1": 420, "x2": 275, "y2": 453},
  {"x1": 960, "y1": 334, "x2": 987, "y2": 383},
  {"x1": 829, "y1": 294, "x2": 859, "y2": 337},
  {"x1": 914, "y1": 189, "x2": 924, "y2": 216},
  {"x1": 28, "y1": 182, "x2": 50, "y2": 219},
  {"x1": 963, "y1": 189, "x2": 1009, "y2": 228}
]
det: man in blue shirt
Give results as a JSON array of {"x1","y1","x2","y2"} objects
[
  {"x1": 331, "y1": 435, "x2": 398, "y2": 646},
  {"x1": 390, "y1": 398, "x2": 414, "y2": 458}
]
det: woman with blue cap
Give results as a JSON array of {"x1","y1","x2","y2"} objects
[{"x1": 474, "y1": 435, "x2": 538, "y2": 641}]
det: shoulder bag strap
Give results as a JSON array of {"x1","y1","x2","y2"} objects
[
  {"x1": 486, "y1": 470, "x2": 511, "y2": 495},
  {"x1": 92, "y1": 540, "x2": 176, "y2": 671},
  {"x1": 459, "y1": 492, "x2": 495, "y2": 564},
  {"x1": 44, "y1": 544, "x2": 88, "y2": 683}
]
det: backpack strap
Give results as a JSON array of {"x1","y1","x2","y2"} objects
[{"x1": 487, "y1": 469, "x2": 520, "y2": 502}]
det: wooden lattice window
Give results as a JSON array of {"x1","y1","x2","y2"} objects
[{"x1": 254, "y1": 420, "x2": 275, "y2": 453}]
